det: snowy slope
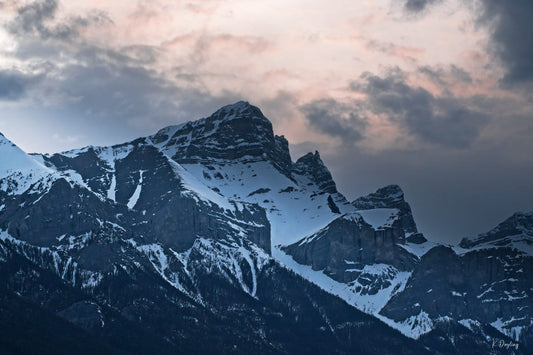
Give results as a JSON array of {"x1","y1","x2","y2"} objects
[
  {"x1": 274, "y1": 247, "x2": 411, "y2": 315},
  {"x1": 179, "y1": 161, "x2": 352, "y2": 246},
  {"x1": 0, "y1": 133, "x2": 55, "y2": 194}
]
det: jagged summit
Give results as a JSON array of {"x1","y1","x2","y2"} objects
[
  {"x1": 210, "y1": 100, "x2": 265, "y2": 121},
  {"x1": 459, "y1": 211, "x2": 533, "y2": 252},
  {"x1": 150, "y1": 101, "x2": 293, "y2": 176},
  {"x1": 352, "y1": 184, "x2": 404, "y2": 209},
  {"x1": 292, "y1": 151, "x2": 338, "y2": 194}
]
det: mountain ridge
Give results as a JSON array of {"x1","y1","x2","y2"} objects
[{"x1": 0, "y1": 101, "x2": 530, "y2": 354}]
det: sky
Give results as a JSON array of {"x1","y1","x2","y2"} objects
[{"x1": 0, "y1": 0, "x2": 532, "y2": 243}]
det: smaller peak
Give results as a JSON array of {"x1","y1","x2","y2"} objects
[
  {"x1": 293, "y1": 150, "x2": 337, "y2": 194},
  {"x1": 352, "y1": 184, "x2": 417, "y2": 235},
  {"x1": 0, "y1": 131, "x2": 51, "y2": 183},
  {"x1": 459, "y1": 211, "x2": 533, "y2": 249},
  {"x1": 510, "y1": 211, "x2": 533, "y2": 220},
  {"x1": 374, "y1": 184, "x2": 404, "y2": 199},
  {"x1": 353, "y1": 185, "x2": 405, "y2": 208},
  {"x1": 489, "y1": 211, "x2": 533, "y2": 233},
  {"x1": 295, "y1": 151, "x2": 324, "y2": 166}
]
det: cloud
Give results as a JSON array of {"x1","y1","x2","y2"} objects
[
  {"x1": 0, "y1": 69, "x2": 43, "y2": 100},
  {"x1": 163, "y1": 32, "x2": 273, "y2": 69},
  {"x1": 299, "y1": 98, "x2": 367, "y2": 144},
  {"x1": 350, "y1": 70, "x2": 488, "y2": 148},
  {"x1": 1, "y1": 0, "x2": 242, "y2": 130},
  {"x1": 477, "y1": 0, "x2": 533, "y2": 85},
  {"x1": 9, "y1": 0, "x2": 57, "y2": 35},
  {"x1": 32, "y1": 43, "x2": 240, "y2": 128},
  {"x1": 403, "y1": 0, "x2": 442, "y2": 13},
  {"x1": 418, "y1": 65, "x2": 472, "y2": 85},
  {"x1": 365, "y1": 39, "x2": 425, "y2": 61},
  {"x1": 7, "y1": 0, "x2": 110, "y2": 41},
  {"x1": 399, "y1": 0, "x2": 533, "y2": 86}
]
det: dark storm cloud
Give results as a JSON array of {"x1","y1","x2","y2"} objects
[
  {"x1": 350, "y1": 71, "x2": 488, "y2": 148},
  {"x1": 10, "y1": 0, "x2": 57, "y2": 32},
  {"x1": 449, "y1": 65, "x2": 473, "y2": 84},
  {"x1": 51, "y1": 46, "x2": 240, "y2": 126},
  {"x1": 299, "y1": 98, "x2": 367, "y2": 143},
  {"x1": 401, "y1": 0, "x2": 533, "y2": 85},
  {"x1": 477, "y1": 0, "x2": 533, "y2": 85},
  {"x1": 403, "y1": 0, "x2": 442, "y2": 13},
  {"x1": 8, "y1": 0, "x2": 110, "y2": 41},
  {"x1": 2, "y1": 0, "x2": 242, "y2": 130},
  {"x1": 299, "y1": 69, "x2": 487, "y2": 148},
  {"x1": 0, "y1": 69, "x2": 43, "y2": 100}
]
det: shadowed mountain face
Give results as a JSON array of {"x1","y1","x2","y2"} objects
[
  {"x1": 352, "y1": 184, "x2": 420, "y2": 237},
  {"x1": 0, "y1": 101, "x2": 530, "y2": 354}
]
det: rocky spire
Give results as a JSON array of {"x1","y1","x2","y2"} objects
[{"x1": 292, "y1": 151, "x2": 338, "y2": 194}]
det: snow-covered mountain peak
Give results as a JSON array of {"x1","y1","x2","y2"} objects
[
  {"x1": 0, "y1": 132, "x2": 40, "y2": 176},
  {"x1": 2, "y1": 102, "x2": 531, "y2": 352},
  {"x1": 149, "y1": 101, "x2": 293, "y2": 176},
  {"x1": 0, "y1": 132, "x2": 55, "y2": 194}
]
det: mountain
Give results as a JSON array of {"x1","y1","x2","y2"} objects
[
  {"x1": 459, "y1": 212, "x2": 533, "y2": 253},
  {"x1": 0, "y1": 101, "x2": 529, "y2": 354},
  {"x1": 379, "y1": 211, "x2": 533, "y2": 349}
]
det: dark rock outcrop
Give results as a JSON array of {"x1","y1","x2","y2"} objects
[
  {"x1": 292, "y1": 151, "x2": 338, "y2": 194},
  {"x1": 283, "y1": 213, "x2": 417, "y2": 283},
  {"x1": 352, "y1": 184, "x2": 418, "y2": 236},
  {"x1": 380, "y1": 241, "x2": 533, "y2": 344},
  {"x1": 460, "y1": 211, "x2": 533, "y2": 249}
]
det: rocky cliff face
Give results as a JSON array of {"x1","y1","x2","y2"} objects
[
  {"x1": 352, "y1": 184, "x2": 420, "y2": 238},
  {"x1": 281, "y1": 186, "x2": 424, "y2": 317},
  {"x1": 380, "y1": 215, "x2": 533, "y2": 346},
  {"x1": 283, "y1": 213, "x2": 416, "y2": 281}
]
